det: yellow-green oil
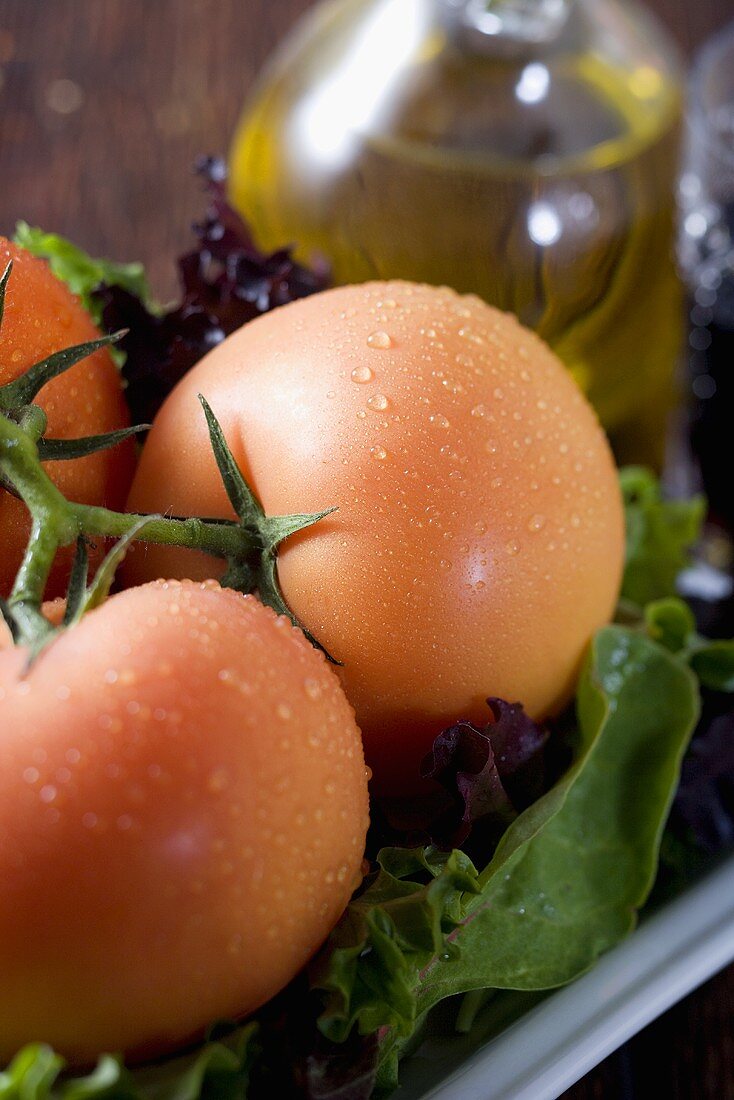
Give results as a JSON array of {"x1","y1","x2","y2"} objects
[{"x1": 230, "y1": 0, "x2": 683, "y2": 465}]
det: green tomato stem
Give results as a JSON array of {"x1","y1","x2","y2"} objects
[
  {"x1": 73, "y1": 503, "x2": 253, "y2": 560},
  {"x1": 0, "y1": 411, "x2": 258, "y2": 650},
  {"x1": 0, "y1": 415, "x2": 81, "y2": 642},
  {"x1": 18, "y1": 404, "x2": 48, "y2": 442},
  {"x1": 0, "y1": 396, "x2": 332, "y2": 658}
]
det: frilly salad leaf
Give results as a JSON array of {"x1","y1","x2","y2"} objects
[
  {"x1": 620, "y1": 466, "x2": 705, "y2": 608},
  {"x1": 690, "y1": 642, "x2": 734, "y2": 693},
  {"x1": 0, "y1": 1025, "x2": 260, "y2": 1100},
  {"x1": 13, "y1": 223, "x2": 152, "y2": 315},
  {"x1": 96, "y1": 157, "x2": 329, "y2": 423},
  {"x1": 643, "y1": 596, "x2": 734, "y2": 693},
  {"x1": 12, "y1": 223, "x2": 153, "y2": 367},
  {"x1": 420, "y1": 700, "x2": 550, "y2": 847},
  {"x1": 313, "y1": 848, "x2": 480, "y2": 1045},
  {"x1": 371, "y1": 700, "x2": 550, "y2": 855},
  {"x1": 314, "y1": 626, "x2": 700, "y2": 1080}
]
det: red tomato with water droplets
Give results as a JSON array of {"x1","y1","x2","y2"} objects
[
  {"x1": 123, "y1": 281, "x2": 625, "y2": 795},
  {"x1": 0, "y1": 580, "x2": 369, "y2": 1065},
  {"x1": 0, "y1": 237, "x2": 135, "y2": 597}
]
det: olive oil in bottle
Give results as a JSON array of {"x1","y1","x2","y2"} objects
[{"x1": 230, "y1": 0, "x2": 683, "y2": 465}]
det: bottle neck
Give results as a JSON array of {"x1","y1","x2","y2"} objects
[{"x1": 438, "y1": 0, "x2": 577, "y2": 56}]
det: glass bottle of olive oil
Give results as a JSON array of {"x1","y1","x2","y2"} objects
[{"x1": 229, "y1": 0, "x2": 683, "y2": 465}]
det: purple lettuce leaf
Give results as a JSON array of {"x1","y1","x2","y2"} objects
[
  {"x1": 371, "y1": 699, "x2": 549, "y2": 856},
  {"x1": 243, "y1": 982, "x2": 379, "y2": 1100},
  {"x1": 96, "y1": 156, "x2": 329, "y2": 424}
]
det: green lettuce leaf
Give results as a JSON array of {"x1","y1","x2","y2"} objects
[
  {"x1": 316, "y1": 626, "x2": 700, "y2": 1068},
  {"x1": 313, "y1": 848, "x2": 479, "y2": 1044},
  {"x1": 418, "y1": 627, "x2": 699, "y2": 1004},
  {"x1": 643, "y1": 597, "x2": 697, "y2": 653},
  {"x1": 689, "y1": 641, "x2": 734, "y2": 692},
  {"x1": 620, "y1": 466, "x2": 705, "y2": 608},
  {"x1": 0, "y1": 1045, "x2": 65, "y2": 1100},
  {"x1": 0, "y1": 1025, "x2": 259, "y2": 1100},
  {"x1": 12, "y1": 224, "x2": 153, "y2": 365},
  {"x1": 643, "y1": 597, "x2": 734, "y2": 693}
]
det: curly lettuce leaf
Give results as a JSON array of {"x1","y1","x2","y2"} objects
[
  {"x1": 0, "y1": 1045, "x2": 66, "y2": 1100},
  {"x1": 315, "y1": 626, "x2": 700, "y2": 1073},
  {"x1": 0, "y1": 1025, "x2": 259, "y2": 1100},
  {"x1": 643, "y1": 597, "x2": 734, "y2": 693},
  {"x1": 421, "y1": 700, "x2": 549, "y2": 846},
  {"x1": 97, "y1": 158, "x2": 329, "y2": 423},
  {"x1": 620, "y1": 466, "x2": 705, "y2": 608},
  {"x1": 13, "y1": 223, "x2": 152, "y2": 327},
  {"x1": 313, "y1": 848, "x2": 479, "y2": 1044},
  {"x1": 372, "y1": 700, "x2": 550, "y2": 855}
]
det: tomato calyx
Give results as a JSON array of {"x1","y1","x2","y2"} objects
[{"x1": 199, "y1": 395, "x2": 339, "y2": 660}]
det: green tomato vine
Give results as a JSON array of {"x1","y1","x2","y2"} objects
[{"x1": 0, "y1": 260, "x2": 336, "y2": 660}]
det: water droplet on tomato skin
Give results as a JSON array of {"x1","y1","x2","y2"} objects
[
  {"x1": 207, "y1": 768, "x2": 229, "y2": 793},
  {"x1": 367, "y1": 330, "x2": 392, "y2": 350},
  {"x1": 351, "y1": 365, "x2": 373, "y2": 384},
  {"x1": 304, "y1": 678, "x2": 322, "y2": 700}
]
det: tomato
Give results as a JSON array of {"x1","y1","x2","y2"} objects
[
  {"x1": 123, "y1": 281, "x2": 625, "y2": 795},
  {"x1": 0, "y1": 238, "x2": 135, "y2": 597},
  {"x1": 0, "y1": 580, "x2": 369, "y2": 1065}
]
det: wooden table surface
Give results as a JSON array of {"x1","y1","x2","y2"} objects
[{"x1": 1, "y1": 1, "x2": 732, "y2": 1097}]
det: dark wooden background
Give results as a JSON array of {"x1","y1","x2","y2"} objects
[{"x1": 1, "y1": 1, "x2": 732, "y2": 1096}]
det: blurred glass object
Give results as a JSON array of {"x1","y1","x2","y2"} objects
[
  {"x1": 679, "y1": 22, "x2": 734, "y2": 530},
  {"x1": 230, "y1": 0, "x2": 683, "y2": 465}
]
